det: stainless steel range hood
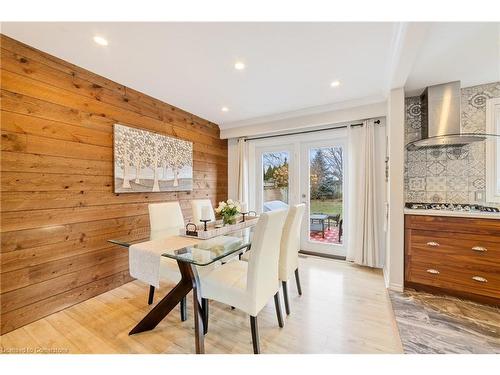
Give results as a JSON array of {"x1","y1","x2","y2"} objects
[{"x1": 406, "y1": 81, "x2": 488, "y2": 150}]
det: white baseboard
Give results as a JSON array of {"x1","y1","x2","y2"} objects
[
  {"x1": 388, "y1": 283, "x2": 404, "y2": 292},
  {"x1": 383, "y1": 267, "x2": 404, "y2": 292},
  {"x1": 383, "y1": 266, "x2": 390, "y2": 287}
]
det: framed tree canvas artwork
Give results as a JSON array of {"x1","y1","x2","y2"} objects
[{"x1": 113, "y1": 124, "x2": 193, "y2": 193}]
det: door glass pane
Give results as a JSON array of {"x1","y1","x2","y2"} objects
[
  {"x1": 309, "y1": 146, "x2": 343, "y2": 244},
  {"x1": 262, "y1": 151, "x2": 289, "y2": 211}
]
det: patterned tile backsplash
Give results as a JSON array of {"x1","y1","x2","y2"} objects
[{"x1": 404, "y1": 81, "x2": 500, "y2": 207}]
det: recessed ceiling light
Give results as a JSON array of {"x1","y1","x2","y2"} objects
[
  {"x1": 234, "y1": 62, "x2": 245, "y2": 70},
  {"x1": 221, "y1": 106, "x2": 229, "y2": 112},
  {"x1": 330, "y1": 80, "x2": 341, "y2": 88},
  {"x1": 93, "y1": 36, "x2": 108, "y2": 46}
]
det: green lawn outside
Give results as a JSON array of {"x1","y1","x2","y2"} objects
[{"x1": 309, "y1": 199, "x2": 343, "y2": 217}]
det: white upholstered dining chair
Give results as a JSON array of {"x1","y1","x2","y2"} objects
[
  {"x1": 191, "y1": 199, "x2": 216, "y2": 224},
  {"x1": 148, "y1": 202, "x2": 187, "y2": 319},
  {"x1": 149, "y1": 201, "x2": 185, "y2": 240},
  {"x1": 199, "y1": 209, "x2": 288, "y2": 354},
  {"x1": 278, "y1": 203, "x2": 305, "y2": 315},
  {"x1": 241, "y1": 203, "x2": 306, "y2": 315}
]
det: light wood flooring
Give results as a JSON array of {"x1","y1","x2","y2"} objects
[{"x1": 0, "y1": 256, "x2": 403, "y2": 354}]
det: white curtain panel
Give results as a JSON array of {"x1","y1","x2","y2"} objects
[
  {"x1": 237, "y1": 138, "x2": 248, "y2": 204},
  {"x1": 347, "y1": 120, "x2": 386, "y2": 268}
]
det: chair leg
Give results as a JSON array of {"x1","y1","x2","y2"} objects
[
  {"x1": 295, "y1": 268, "x2": 302, "y2": 296},
  {"x1": 250, "y1": 315, "x2": 260, "y2": 354},
  {"x1": 282, "y1": 281, "x2": 291, "y2": 315},
  {"x1": 148, "y1": 285, "x2": 155, "y2": 305},
  {"x1": 180, "y1": 296, "x2": 187, "y2": 321},
  {"x1": 202, "y1": 298, "x2": 209, "y2": 335},
  {"x1": 274, "y1": 291, "x2": 284, "y2": 328}
]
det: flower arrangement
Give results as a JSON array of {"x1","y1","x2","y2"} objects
[{"x1": 215, "y1": 199, "x2": 241, "y2": 225}]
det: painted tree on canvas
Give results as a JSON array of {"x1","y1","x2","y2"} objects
[
  {"x1": 143, "y1": 132, "x2": 162, "y2": 192},
  {"x1": 129, "y1": 128, "x2": 146, "y2": 184},
  {"x1": 158, "y1": 137, "x2": 174, "y2": 184},
  {"x1": 115, "y1": 126, "x2": 133, "y2": 189},
  {"x1": 114, "y1": 124, "x2": 193, "y2": 193},
  {"x1": 167, "y1": 138, "x2": 192, "y2": 187}
]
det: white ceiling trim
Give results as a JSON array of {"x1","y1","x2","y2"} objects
[
  {"x1": 221, "y1": 93, "x2": 385, "y2": 130},
  {"x1": 220, "y1": 100, "x2": 386, "y2": 139}
]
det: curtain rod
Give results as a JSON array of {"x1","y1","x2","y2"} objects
[{"x1": 244, "y1": 119, "x2": 381, "y2": 141}]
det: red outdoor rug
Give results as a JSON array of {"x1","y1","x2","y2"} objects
[{"x1": 309, "y1": 227, "x2": 341, "y2": 244}]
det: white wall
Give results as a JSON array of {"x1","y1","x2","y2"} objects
[
  {"x1": 384, "y1": 88, "x2": 405, "y2": 291},
  {"x1": 221, "y1": 101, "x2": 386, "y2": 139}
]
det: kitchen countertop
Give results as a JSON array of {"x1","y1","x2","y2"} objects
[{"x1": 404, "y1": 208, "x2": 500, "y2": 220}]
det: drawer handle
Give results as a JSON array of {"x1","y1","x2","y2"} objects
[
  {"x1": 472, "y1": 276, "x2": 488, "y2": 283},
  {"x1": 426, "y1": 269, "x2": 440, "y2": 275},
  {"x1": 472, "y1": 246, "x2": 487, "y2": 252},
  {"x1": 426, "y1": 241, "x2": 440, "y2": 247}
]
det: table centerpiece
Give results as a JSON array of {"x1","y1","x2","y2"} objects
[{"x1": 215, "y1": 199, "x2": 241, "y2": 225}]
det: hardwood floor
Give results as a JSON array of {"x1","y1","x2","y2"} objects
[{"x1": 0, "y1": 256, "x2": 403, "y2": 354}]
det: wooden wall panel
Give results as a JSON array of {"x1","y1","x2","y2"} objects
[{"x1": 0, "y1": 35, "x2": 228, "y2": 334}]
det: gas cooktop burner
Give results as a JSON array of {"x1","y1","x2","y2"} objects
[{"x1": 405, "y1": 202, "x2": 500, "y2": 213}]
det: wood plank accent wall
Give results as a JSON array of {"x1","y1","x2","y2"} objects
[{"x1": 0, "y1": 35, "x2": 228, "y2": 334}]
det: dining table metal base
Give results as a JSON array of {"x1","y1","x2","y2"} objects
[{"x1": 128, "y1": 261, "x2": 205, "y2": 354}]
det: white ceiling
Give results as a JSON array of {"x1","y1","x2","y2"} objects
[
  {"x1": 1, "y1": 22, "x2": 396, "y2": 127},
  {"x1": 1, "y1": 22, "x2": 499, "y2": 129},
  {"x1": 405, "y1": 22, "x2": 500, "y2": 96}
]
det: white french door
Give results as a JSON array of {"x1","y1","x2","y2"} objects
[
  {"x1": 248, "y1": 129, "x2": 348, "y2": 257},
  {"x1": 299, "y1": 139, "x2": 347, "y2": 257}
]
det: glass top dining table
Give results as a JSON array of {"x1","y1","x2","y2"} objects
[
  {"x1": 107, "y1": 224, "x2": 256, "y2": 354},
  {"x1": 108, "y1": 226, "x2": 254, "y2": 266}
]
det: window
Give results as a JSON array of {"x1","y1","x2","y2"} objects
[
  {"x1": 308, "y1": 146, "x2": 344, "y2": 245},
  {"x1": 486, "y1": 97, "x2": 500, "y2": 202},
  {"x1": 261, "y1": 151, "x2": 289, "y2": 211}
]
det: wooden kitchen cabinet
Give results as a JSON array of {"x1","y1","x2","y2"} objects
[{"x1": 404, "y1": 214, "x2": 500, "y2": 306}]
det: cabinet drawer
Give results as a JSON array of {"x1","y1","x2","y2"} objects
[
  {"x1": 405, "y1": 215, "x2": 500, "y2": 238},
  {"x1": 407, "y1": 229, "x2": 500, "y2": 267},
  {"x1": 407, "y1": 262, "x2": 500, "y2": 299}
]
